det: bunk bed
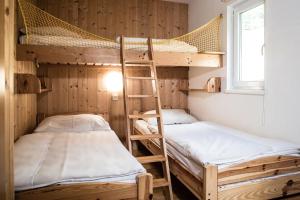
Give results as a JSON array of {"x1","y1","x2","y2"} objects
[
  {"x1": 16, "y1": 0, "x2": 224, "y2": 67},
  {"x1": 14, "y1": 113, "x2": 153, "y2": 200},
  {"x1": 133, "y1": 109, "x2": 300, "y2": 200}
]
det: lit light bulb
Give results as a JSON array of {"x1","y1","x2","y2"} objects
[{"x1": 103, "y1": 71, "x2": 123, "y2": 100}]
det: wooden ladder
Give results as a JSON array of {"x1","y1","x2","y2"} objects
[{"x1": 120, "y1": 36, "x2": 173, "y2": 200}]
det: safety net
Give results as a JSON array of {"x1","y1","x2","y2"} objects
[{"x1": 18, "y1": 0, "x2": 222, "y2": 53}]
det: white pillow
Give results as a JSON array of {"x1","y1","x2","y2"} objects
[
  {"x1": 34, "y1": 114, "x2": 111, "y2": 133},
  {"x1": 144, "y1": 109, "x2": 197, "y2": 126}
]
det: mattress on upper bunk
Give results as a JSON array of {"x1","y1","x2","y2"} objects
[
  {"x1": 134, "y1": 111, "x2": 300, "y2": 169},
  {"x1": 14, "y1": 114, "x2": 145, "y2": 191},
  {"x1": 19, "y1": 34, "x2": 198, "y2": 53}
]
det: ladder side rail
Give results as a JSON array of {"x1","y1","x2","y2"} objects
[
  {"x1": 148, "y1": 38, "x2": 173, "y2": 200},
  {"x1": 120, "y1": 35, "x2": 132, "y2": 153}
]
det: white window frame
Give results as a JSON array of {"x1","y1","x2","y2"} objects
[{"x1": 227, "y1": 0, "x2": 265, "y2": 94}]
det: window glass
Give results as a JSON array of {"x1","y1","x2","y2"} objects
[{"x1": 239, "y1": 4, "x2": 264, "y2": 82}]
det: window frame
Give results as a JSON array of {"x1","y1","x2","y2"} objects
[{"x1": 228, "y1": 0, "x2": 265, "y2": 93}]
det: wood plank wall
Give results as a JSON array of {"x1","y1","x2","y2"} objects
[
  {"x1": 37, "y1": 65, "x2": 188, "y2": 139},
  {"x1": 15, "y1": 1, "x2": 38, "y2": 140},
  {"x1": 36, "y1": 0, "x2": 188, "y2": 39},
  {"x1": 14, "y1": 61, "x2": 37, "y2": 140},
  {"x1": 18, "y1": 0, "x2": 190, "y2": 139}
]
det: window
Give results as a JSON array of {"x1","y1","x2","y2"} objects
[{"x1": 228, "y1": 0, "x2": 265, "y2": 93}]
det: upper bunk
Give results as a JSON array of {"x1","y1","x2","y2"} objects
[{"x1": 16, "y1": 0, "x2": 224, "y2": 68}]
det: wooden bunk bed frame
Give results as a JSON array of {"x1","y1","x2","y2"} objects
[
  {"x1": 134, "y1": 128, "x2": 300, "y2": 200},
  {"x1": 15, "y1": 173, "x2": 153, "y2": 200},
  {"x1": 16, "y1": 44, "x2": 224, "y2": 68},
  {"x1": 15, "y1": 112, "x2": 154, "y2": 200}
]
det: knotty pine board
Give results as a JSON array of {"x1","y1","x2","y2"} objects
[
  {"x1": 37, "y1": 65, "x2": 188, "y2": 139},
  {"x1": 14, "y1": 61, "x2": 37, "y2": 140},
  {"x1": 36, "y1": 0, "x2": 188, "y2": 39}
]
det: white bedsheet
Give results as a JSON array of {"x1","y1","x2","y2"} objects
[
  {"x1": 14, "y1": 131, "x2": 145, "y2": 191},
  {"x1": 19, "y1": 35, "x2": 198, "y2": 53},
  {"x1": 135, "y1": 120, "x2": 300, "y2": 168}
]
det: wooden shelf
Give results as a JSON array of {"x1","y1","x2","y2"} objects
[
  {"x1": 180, "y1": 77, "x2": 222, "y2": 94},
  {"x1": 15, "y1": 73, "x2": 52, "y2": 94},
  {"x1": 39, "y1": 88, "x2": 52, "y2": 93}
]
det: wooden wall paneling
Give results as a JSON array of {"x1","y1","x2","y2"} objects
[
  {"x1": 78, "y1": 0, "x2": 88, "y2": 31},
  {"x1": 37, "y1": 66, "x2": 188, "y2": 139},
  {"x1": 14, "y1": 61, "x2": 37, "y2": 140},
  {"x1": 36, "y1": 0, "x2": 188, "y2": 39},
  {"x1": 88, "y1": 0, "x2": 98, "y2": 35},
  {"x1": 77, "y1": 67, "x2": 88, "y2": 112},
  {"x1": 97, "y1": 0, "x2": 105, "y2": 37},
  {"x1": 105, "y1": 0, "x2": 114, "y2": 39},
  {"x1": 87, "y1": 68, "x2": 98, "y2": 113},
  {"x1": 179, "y1": 3, "x2": 188, "y2": 35},
  {"x1": 68, "y1": 66, "x2": 78, "y2": 113},
  {"x1": 96, "y1": 69, "x2": 110, "y2": 114},
  {"x1": 58, "y1": 67, "x2": 69, "y2": 113}
]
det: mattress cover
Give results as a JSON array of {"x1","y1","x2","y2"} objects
[
  {"x1": 14, "y1": 130, "x2": 145, "y2": 191},
  {"x1": 135, "y1": 120, "x2": 300, "y2": 169},
  {"x1": 19, "y1": 35, "x2": 198, "y2": 53}
]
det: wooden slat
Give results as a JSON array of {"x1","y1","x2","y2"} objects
[
  {"x1": 218, "y1": 166, "x2": 300, "y2": 186},
  {"x1": 218, "y1": 173, "x2": 300, "y2": 200},
  {"x1": 125, "y1": 60, "x2": 154, "y2": 64},
  {"x1": 128, "y1": 95, "x2": 157, "y2": 98},
  {"x1": 126, "y1": 76, "x2": 155, "y2": 80},
  {"x1": 219, "y1": 155, "x2": 298, "y2": 171},
  {"x1": 153, "y1": 178, "x2": 170, "y2": 188},
  {"x1": 128, "y1": 114, "x2": 160, "y2": 119},
  {"x1": 15, "y1": 182, "x2": 139, "y2": 200},
  {"x1": 130, "y1": 134, "x2": 163, "y2": 141},
  {"x1": 218, "y1": 157, "x2": 300, "y2": 179},
  {"x1": 136, "y1": 155, "x2": 166, "y2": 164}
]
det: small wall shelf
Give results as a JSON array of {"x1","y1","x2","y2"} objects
[
  {"x1": 15, "y1": 73, "x2": 52, "y2": 94},
  {"x1": 180, "y1": 77, "x2": 221, "y2": 94}
]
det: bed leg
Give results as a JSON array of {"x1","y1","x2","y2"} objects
[
  {"x1": 203, "y1": 165, "x2": 218, "y2": 200},
  {"x1": 137, "y1": 173, "x2": 153, "y2": 200}
]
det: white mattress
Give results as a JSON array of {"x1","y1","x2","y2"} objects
[
  {"x1": 19, "y1": 35, "x2": 198, "y2": 53},
  {"x1": 135, "y1": 120, "x2": 300, "y2": 178},
  {"x1": 14, "y1": 130, "x2": 145, "y2": 191}
]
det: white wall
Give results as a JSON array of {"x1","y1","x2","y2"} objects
[{"x1": 188, "y1": 0, "x2": 300, "y2": 144}]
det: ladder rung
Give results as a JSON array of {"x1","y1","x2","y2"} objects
[
  {"x1": 128, "y1": 114, "x2": 160, "y2": 119},
  {"x1": 130, "y1": 134, "x2": 162, "y2": 141},
  {"x1": 153, "y1": 178, "x2": 170, "y2": 188},
  {"x1": 128, "y1": 95, "x2": 157, "y2": 98},
  {"x1": 137, "y1": 155, "x2": 166, "y2": 164},
  {"x1": 125, "y1": 60, "x2": 153, "y2": 64},
  {"x1": 126, "y1": 76, "x2": 155, "y2": 80}
]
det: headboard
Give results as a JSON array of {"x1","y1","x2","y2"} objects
[{"x1": 36, "y1": 112, "x2": 110, "y2": 125}]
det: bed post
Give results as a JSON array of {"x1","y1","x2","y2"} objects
[
  {"x1": 203, "y1": 165, "x2": 218, "y2": 200},
  {"x1": 137, "y1": 173, "x2": 153, "y2": 200}
]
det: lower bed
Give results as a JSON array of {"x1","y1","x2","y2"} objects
[
  {"x1": 134, "y1": 118, "x2": 300, "y2": 200},
  {"x1": 14, "y1": 114, "x2": 153, "y2": 200}
]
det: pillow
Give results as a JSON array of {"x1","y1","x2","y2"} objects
[
  {"x1": 34, "y1": 114, "x2": 111, "y2": 133},
  {"x1": 144, "y1": 109, "x2": 197, "y2": 126}
]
